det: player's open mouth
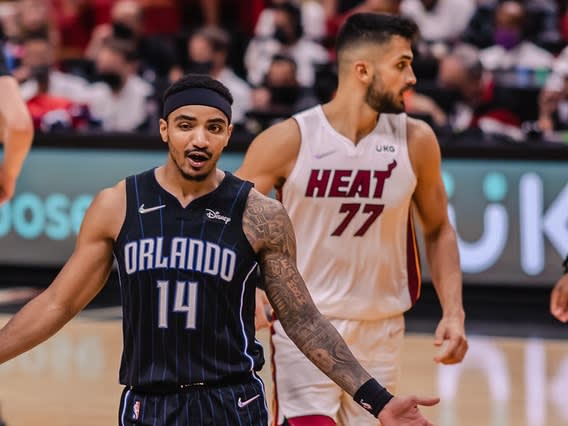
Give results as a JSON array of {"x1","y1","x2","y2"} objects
[{"x1": 186, "y1": 152, "x2": 211, "y2": 168}]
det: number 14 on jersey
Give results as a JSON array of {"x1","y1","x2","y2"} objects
[{"x1": 157, "y1": 280, "x2": 198, "y2": 329}]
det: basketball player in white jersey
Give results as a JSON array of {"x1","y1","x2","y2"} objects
[{"x1": 237, "y1": 13, "x2": 468, "y2": 426}]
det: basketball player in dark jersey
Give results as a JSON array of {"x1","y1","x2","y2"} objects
[
  {"x1": 0, "y1": 74, "x2": 438, "y2": 425},
  {"x1": 0, "y1": 35, "x2": 33, "y2": 204}
]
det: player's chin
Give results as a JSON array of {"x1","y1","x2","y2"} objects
[{"x1": 181, "y1": 167, "x2": 213, "y2": 182}]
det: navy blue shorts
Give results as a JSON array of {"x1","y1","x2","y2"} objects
[{"x1": 118, "y1": 376, "x2": 269, "y2": 425}]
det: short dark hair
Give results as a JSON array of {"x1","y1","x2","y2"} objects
[
  {"x1": 273, "y1": 2, "x2": 303, "y2": 39},
  {"x1": 336, "y1": 13, "x2": 419, "y2": 56},
  {"x1": 193, "y1": 26, "x2": 230, "y2": 53},
  {"x1": 162, "y1": 73, "x2": 233, "y2": 111},
  {"x1": 101, "y1": 37, "x2": 138, "y2": 62}
]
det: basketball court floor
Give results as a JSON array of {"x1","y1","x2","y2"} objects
[{"x1": 0, "y1": 284, "x2": 566, "y2": 426}]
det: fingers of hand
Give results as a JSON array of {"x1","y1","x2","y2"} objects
[
  {"x1": 433, "y1": 339, "x2": 452, "y2": 362},
  {"x1": 414, "y1": 396, "x2": 440, "y2": 407},
  {"x1": 433, "y1": 324, "x2": 446, "y2": 344},
  {"x1": 551, "y1": 306, "x2": 568, "y2": 322},
  {"x1": 550, "y1": 288, "x2": 559, "y2": 314},
  {"x1": 434, "y1": 336, "x2": 468, "y2": 364},
  {"x1": 551, "y1": 287, "x2": 568, "y2": 322}
]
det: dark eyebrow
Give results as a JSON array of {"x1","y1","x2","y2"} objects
[
  {"x1": 173, "y1": 114, "x2": 227, "y2": 125},
  {"x1": 207, "y1": 117, "x2": 228, "y2": 125},
  {"x1": 174, "y1": 114, "x2": 197, "y2": 122},
  {"x1": 398, "y1": 54, "x2": 413, "y2": 62}
]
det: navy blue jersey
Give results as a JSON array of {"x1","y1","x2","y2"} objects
[{"x1": 113, "y1": 169, "x2": 263, "y2": 386}]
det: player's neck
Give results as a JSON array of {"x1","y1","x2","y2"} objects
[
  {"x1": 322, "y1": 96, "x2": 379, "y2": 144},
  {"x1": 156, "y1": 165, "x2": 224, "y2": 207}
]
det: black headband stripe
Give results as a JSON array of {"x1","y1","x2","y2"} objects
[{"x1": 163, "y1": 88, "x2": 232, "y2": 122}]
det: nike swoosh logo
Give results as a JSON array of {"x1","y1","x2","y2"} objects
[
  {"x1": 237, "y1": 394, "x2": 260, "y2": 408},
  {"x1": 314, "y1": 149, "x2": 337, "y2": 159},
  {"x1": 138, "y1": 204, "x2": 166, "y2": 214}
]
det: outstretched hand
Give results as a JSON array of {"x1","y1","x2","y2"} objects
[{"x1": 378, "y1": 395, "x2": 440, "y2": 426}]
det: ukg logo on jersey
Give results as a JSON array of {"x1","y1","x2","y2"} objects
[{"x1": 444, "y1": 170, "x2": 568, "y2": 276}]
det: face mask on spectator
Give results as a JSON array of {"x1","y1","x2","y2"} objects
[
  {"x1": 494, "y1": 28, "x2": 521, "y2": 50},
  {"x1": 97, "y1": 71, "x2": 124, "y2": 91},
  {"x1": 30, "y1": 64, "x2": 50, "y2": 86},
  {"x1": 269, "y1": 85, "x2": 299, "y2": 105},
  {"x1": 112, "y1": 21, "x2": 136, "y2": 40},
  {"x1": 273, "y1": 27, "x2": 293, "y2": 45}
]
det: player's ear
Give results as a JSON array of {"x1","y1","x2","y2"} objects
[
  {"x1": 224, "y1": 123, "x2": 233, "y2": 148},
  {"x1": 354, "y1": 61, "x2": 371, "y2": 85},
  {"x1": 159, "y1": 118, "x2": 168, "y2": 144}
]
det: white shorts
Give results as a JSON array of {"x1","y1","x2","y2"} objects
[{"x1": 271, "y1": 315, "x2": 405, "y2": 426}]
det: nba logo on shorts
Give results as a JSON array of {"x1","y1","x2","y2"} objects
[{"x1": 132, "y1": 400, "x2": 141, "y2": 421}]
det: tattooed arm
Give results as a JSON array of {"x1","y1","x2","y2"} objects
[
  {"x1": 243, "y1": 189, "x2": 371, "y2": 394},
  {"x1": 243, "y1": 189, "x2": 439, "y2": 424}
]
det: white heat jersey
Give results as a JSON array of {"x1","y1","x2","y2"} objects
[{"x1": 281, "y1": 106, "x2": 421, "y2": 320}]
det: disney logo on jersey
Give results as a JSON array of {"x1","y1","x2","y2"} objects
[
  {"x1": 205, "y1": 209, "x2": 231, "y2": 224},
  {"x1": 375, "y1": 144, "x2": 395, "y2": 153}
]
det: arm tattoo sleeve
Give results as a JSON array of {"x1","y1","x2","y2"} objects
[{"x1": 243, "y1": 190, "x2": 372, "y2": 395}]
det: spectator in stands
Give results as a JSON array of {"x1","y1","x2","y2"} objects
[
  {"x1": 246, "y1": 53, "x2": 321, "y2": 133},
  {"x1": 16, "y1": 33, "x2": 93, "y2": 132},
  {"x1": 254, "y1": 0, "x2": 326, "y2": 41},
  {"x1": 179, "y1": 27, "x2": 252, "y2": 126},
  {"x1": 87, "y1": 37, "x2": 155, "y2": 132},
  {"x1": 18, "y1": 34, "x2": 90, "y2": 103},
  {"x1": 16, "y1": 0, "x2": 58, "y2": 45},
  {"x1": 462, "y1": 0, "x2": 561, "y2": 51},
  {"x1": 245, "y1": 1, "x2": 329, "y2": 87},
  {"x1": 0, "y1": 0, "x2": 59, "y2": 73},
  {"x1": 400, "y1": 0, "x2": 475, "y2": 44},
  {"x1": 250, "y1": 54, "x2": 318, "y2": 115},
  {"x1": 436, "y1": 45, "x2": 488, "y2": 131},
  {"x1": 537, "y1": 56, "x2": 568, "y2": 134},
  {"x1": 436, "y1": 44, "x2": 523, "y2": 138},
  {"x1": 477, "y1": 1, "x2": 554, "y2": 72},
  {"x1": 85, "y1": 0, "x2": 177, "y2": 82}
]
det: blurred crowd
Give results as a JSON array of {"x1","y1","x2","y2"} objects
[{"x1": 0, "y1": 0, "x2": 567, "y2": 143}]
